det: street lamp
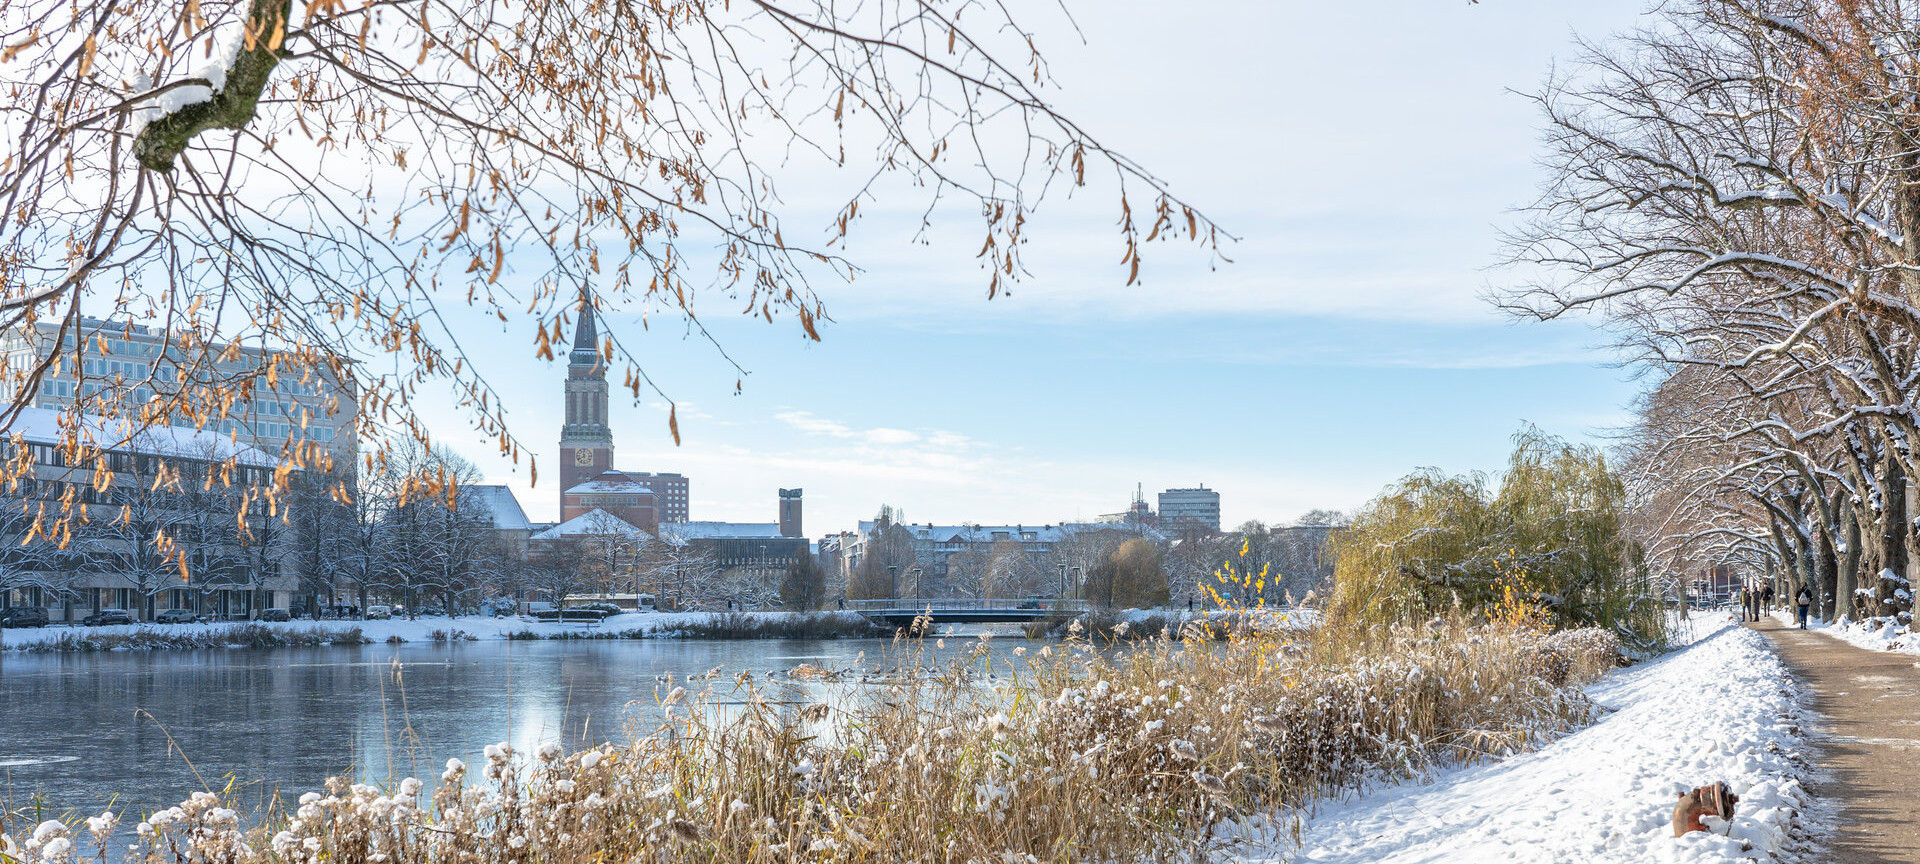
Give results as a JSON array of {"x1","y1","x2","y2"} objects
[{"x1": 887, "y1": 564, "x2": 899, "y2": 600}]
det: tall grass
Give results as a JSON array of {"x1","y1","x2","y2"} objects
[
  {"x1": 4, "y1": 625, "x2": 368, "y2": 653},
  {"x1": 6, "y1": 613, "x2": 1619, "y2": 864}
]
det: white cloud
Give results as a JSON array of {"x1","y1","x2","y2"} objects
[{"x1": 774, "y1": 411, "x2": 855, "y2": 437}]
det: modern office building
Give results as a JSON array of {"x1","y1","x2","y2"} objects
[
  {"x1": 0, "y1": 317, "x2": 356, "y2": 469},
  {"x1": 657, "y1": 521, "x2": 806, "y2": 573},
  {"x1": 0, "y1": 406, "x2": 295, "y2": 621},
  {"x1": 1157, "y1": 486, "x2": 1222, "y2": 533},
  {"x1": 630, "y1": 472, "x2": 689, "y2": 522}
]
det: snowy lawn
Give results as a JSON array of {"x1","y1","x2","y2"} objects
[
  {"x1": 0, "y1": 610, "x2": 877, "y2": 650},
  {"x1": 1236, "y1": 617, "x2": 1810, "y2": 864}
]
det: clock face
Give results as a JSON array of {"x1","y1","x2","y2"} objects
[{"x1": 574, "y1": 449, "x2": 594, "y2": 467}]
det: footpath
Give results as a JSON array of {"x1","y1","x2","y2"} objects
[{"x1": 1750, "y1": 616, "x2": 1920, "y2": 863}]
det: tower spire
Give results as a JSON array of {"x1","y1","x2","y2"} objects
[{"x1": 569, "y1": 285, "x2": 599, "y2": 366}]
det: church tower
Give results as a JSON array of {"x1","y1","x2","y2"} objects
[{"x1": 558, "y1": 287, "x2": 614, "y2": 515}]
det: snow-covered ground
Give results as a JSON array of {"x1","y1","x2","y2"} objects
[
  {"x1": 1238, "y1": 617, "x2": 1812, "y2": 863},
  {"x1": 0, "y1": 610, "x2": 873, "y2": 650},
  {"x1": 1769, "y1": 608, "x2": 1920, "y2": 656}
]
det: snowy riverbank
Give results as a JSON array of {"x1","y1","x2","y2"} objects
[
  {"x1": 0, "y1": 610, "x2": 887, "y2": 651},
  {"x1": 1237, "y1": 616, "x2": 1812, "y2": 863}
]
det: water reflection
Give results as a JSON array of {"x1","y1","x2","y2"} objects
[{"x1": 0, "y1": 632, "x2": 1032, "y2": 822}]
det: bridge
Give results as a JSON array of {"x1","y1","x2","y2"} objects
[{"x1": 846, "y1": 598, "x2": 1091, "y2": 627}]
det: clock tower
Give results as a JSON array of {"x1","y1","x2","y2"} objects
[{"x1": 558, "y1": 287, "x2": 613, "y2": 516}]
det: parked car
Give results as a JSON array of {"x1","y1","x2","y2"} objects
[
  {"x1": 365, "y1": 605, "x2": 392, "y2": 620},
  {"x1": 257, "y1": 608, "x2": 292, "y2": 622},
  {"x1": 155, "y1": 608, "x2": 200, "y2": 624},
  {"x1": 0, "y1": 606, "x2": 49, "y2": 628},
  {"x1": 636, "y1": 594, "x2": 657, "y2": 612},
  {"x1": 83, "y1": 609, "x2": 135, "y2": 626},
  {"x1": 579, "y1": 602, "x2": 623, "y2": 618}
]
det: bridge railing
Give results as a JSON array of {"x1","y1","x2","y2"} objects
[{"x1": 846, "y1": 598, "x2": 1091, "y2": 615}]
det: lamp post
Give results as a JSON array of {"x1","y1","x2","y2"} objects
[
  {"x1": 887, "y1": 564, "x2": 899, "y2": 600},
  {"x1": 1056, "y1": 564, "x2": 1067, "y2": 599}
]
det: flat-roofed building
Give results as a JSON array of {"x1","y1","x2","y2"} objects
[
  {"x1": 0, "y1": 407, "x2": 296, "y2": 622},
  {"x1": 0, "y1": 317, "x2": 356, "y2": 470},
  {"x1": 657, "y1": 521, "x2": 807, "y2": 573},
  {"x1": 630, "y1": 472, "x2": 689, "y2": 522},
  {"x1": 1158, "y1": 486, "x2": 1221, "y2": 534}
]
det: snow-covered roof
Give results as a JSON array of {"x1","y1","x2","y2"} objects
[
  {"x1": 2, "y1": 406, "x2": 280, "y2": 467},
  {"x1": 854, "y1": 521, "x2": 1165, "y2": 544},
  {"x1": 468, "y1": 485, "x2": 532, "y2": 531},
  {"x1": 656, "y1": 521, "x2": 784, "y2": 545},
  {"x1": 530, "y1": 509, "x2": 652, "y2": 542},
  {"x1": 564, "y1": 470, "x2": 654, "y2": 495}
]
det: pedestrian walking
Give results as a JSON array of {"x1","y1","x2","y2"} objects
[
  {"x1": 1761, "y1": 584, "x2": 1775, "y2": 615},
  {"x1": 1795, "y1": 584, "x2": 1813, "y2": 629},
  {"x1": 1749, "y1": 584, "x2": 1762, "y2": 622},
  {"x1": 1737, "y1": 585, "x2": 1751, "y2": 622}
]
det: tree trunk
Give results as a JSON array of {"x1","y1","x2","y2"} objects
[
  {"x1": 1838, "y1": 506, "x2": 1862, "y2": 623},
  {"x1": 1818, "y1": 524, "x2": 1839, "y2": 621},
  {"x1": 1770, "y1": 518, "x2": 1800, "y2": 606},
  {"x1": 1882, "y1": 456, "x2": 1910, "y2": 622}
]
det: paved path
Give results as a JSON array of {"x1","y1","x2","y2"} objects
[{"x1": 1750, "y1": 617, "x2": 1920, "y2": 863}]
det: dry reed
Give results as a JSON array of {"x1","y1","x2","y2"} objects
[{"x1": 3, "y1": 615, "x2": 1617, "y2": 864}]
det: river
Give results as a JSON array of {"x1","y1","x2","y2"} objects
[{"x1": 0, "y1": 632, "x2": 1033, "y2": 822}]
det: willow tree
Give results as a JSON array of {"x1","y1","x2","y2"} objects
[
  {"x1": 0, "y1": 0, "x2": 1226, "y2": 522},
  {"x1": 1329, "y1": 429, "x2": 1664, "y2": 647}
]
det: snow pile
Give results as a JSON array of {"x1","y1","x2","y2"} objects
[
  {"x1": 1779, "y1": 608, "x2": 1920, "y2": 656},
  {"x1": 1246, "y1": 619, "x2": 1809, "y2": 863}
]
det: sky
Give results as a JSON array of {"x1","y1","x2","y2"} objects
[{"x1": 428, "y1": 0, "x2": 1655, "y2": 533}]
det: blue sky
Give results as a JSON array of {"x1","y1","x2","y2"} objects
[{"x1": 429, "y1": 0, "x2": 1653, "y2": 531}]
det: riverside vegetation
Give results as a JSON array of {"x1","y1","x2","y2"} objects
[
  {"x1": 1, "y1": 613, "x2": 888, "y2": 653},
  {"x1": 2, "y1": 611, "x2": 1620, "y2": 864}
]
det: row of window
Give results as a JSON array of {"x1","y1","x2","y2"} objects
[{"x1": 17, "y1": 444, "x2": 278, "y2": 484}]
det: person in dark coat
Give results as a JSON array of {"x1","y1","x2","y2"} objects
[
  {"x1": 1795, "y1": 584, "x2": 1814, "y2": 629},
  {"x1": 1761, "y1": 584, "x2": 1775, "y2": 614}
]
